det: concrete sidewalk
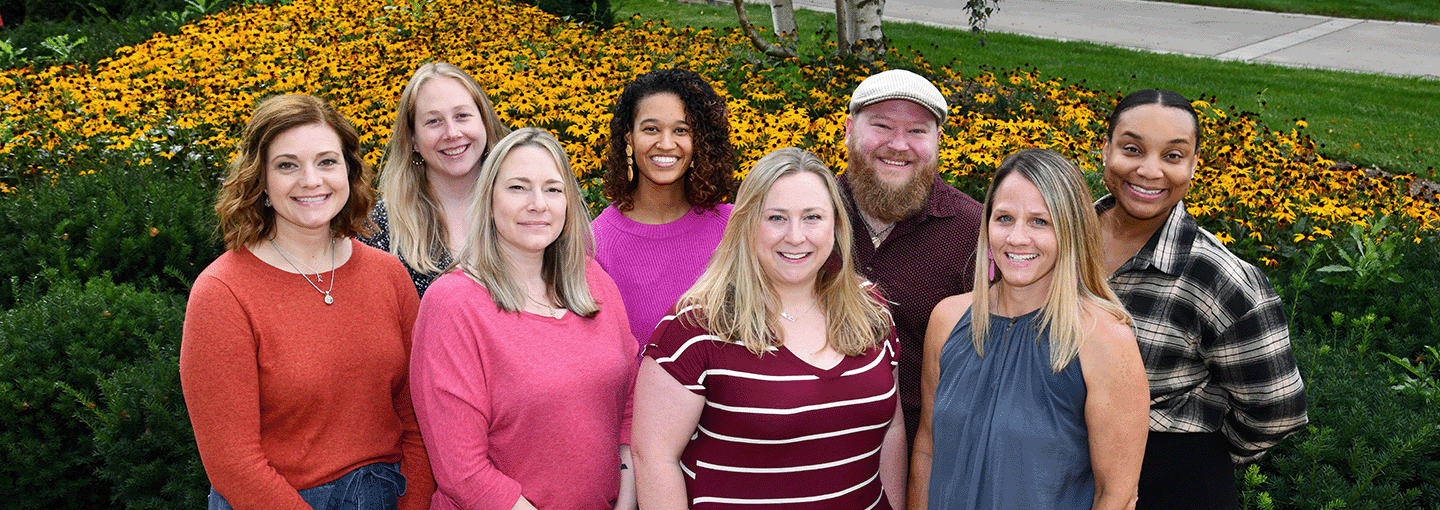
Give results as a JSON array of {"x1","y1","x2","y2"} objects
[{"x1": 788, "y1": 0, "x2": 1440, "y2": 78}]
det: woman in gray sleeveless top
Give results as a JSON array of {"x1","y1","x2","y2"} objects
[{"x1": 908, "y1": 149, "x2": 1149, "y2": 510}]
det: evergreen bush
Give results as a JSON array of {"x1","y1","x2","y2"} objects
[
  {"x1": 520, "y1": 0, "x2": 611, "y2": 27},
  {"x1": 67, "y1": 336, "x2": 206, "y2": 509},
  {"x1": 1241, "y1": 340, "x2": 1440, "y2": 509},
  {"x1": 0, "y1": 165, "x2": 224, "y2": 309},
  {"x1": 0, "y1": 277, "x2": 187, "y2": 509}
]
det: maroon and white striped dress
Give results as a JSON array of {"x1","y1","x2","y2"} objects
[{"x1": 644, "y1": 304, "x2": 900, "y2": 509}]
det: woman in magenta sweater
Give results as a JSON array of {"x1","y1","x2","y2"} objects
[
  {"x1": 592, "y1": 68, "x2": 738, "y2": 348},
  {"x1": 410, "y1": 127, "x2": 639, "y2": 510}
]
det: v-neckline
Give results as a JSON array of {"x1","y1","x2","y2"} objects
[{"x1": 778, "y1": 344, "x2": 850, "y2": 378}]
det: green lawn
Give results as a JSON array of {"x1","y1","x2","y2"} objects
[
  {"x1": 613, "y1": 0, "x2": 1440, "y2": 179},
  {"x1": 1149, "y1": 0, "x2": 1440, "y2": 24}
]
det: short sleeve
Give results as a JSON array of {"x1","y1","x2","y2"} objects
[{"x1": 643, "y1": 307, "x2": 712, "y2": 396}]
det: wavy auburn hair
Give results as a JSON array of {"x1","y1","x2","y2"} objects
[{"x1": 215, "y1": 94, "x2": 375, "y2": 250}]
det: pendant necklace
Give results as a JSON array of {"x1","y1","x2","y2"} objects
[
  {"x1": 271, "y1": 236, "x2": 336, "y2": 305},
  {"x1": 861, "y1": 216, "x2": 895, "y2": 248},
  {"x1": 527, "y1": 293, "x2": 562, "y2": 319}
]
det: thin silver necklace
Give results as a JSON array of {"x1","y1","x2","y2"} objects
[
  {"x1": 270, "y1": 236, "x2": 336, "y2": 305},
  {"x1": 780, "y1": 299, "x2": 818, "y2": 322}
]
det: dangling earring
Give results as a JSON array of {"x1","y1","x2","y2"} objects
[
  {"x1": 263, "y1": 195, "x2": 272, "y2": 208},
  {"x1": 625, "y1": 144, "x2": 635, "y2": 182},
  {"x1": 987, "y1": 249, "x2": 996, "y2": 281},
  {"x1": 411, "y1": 151, "x2": 424, "y2": 168}
]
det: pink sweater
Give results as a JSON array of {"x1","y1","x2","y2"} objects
[
  {"x1": 179, "y1": 239, "x2": 434, "y2": 510},
  {"x1": 592, "y1": 204, "x2": 731, "y2": 348},
  {"x1": 410, "y1": 260, "x2": 639, "y2": 510}
]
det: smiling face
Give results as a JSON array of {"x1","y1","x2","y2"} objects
[
  {"x1": 988, "y1": 173, "x2": 1058, "y2": 293},
  {"x1": 491, "y1": 145, "x2": 567, "y2": 258},
  {"x1": 755, "y1": 172, "x2": 836, "y2": 293},
  {"x1": 265, "y1": 123, "x2": 350, "y2": 238},
  {"x1": 626, "y1": 92, "x2": 694, "y2": 192},
  {"x1": 843, "y1": 99, "x2": 940, "y2": 221},
  {"x1": 412, "y1": 77, "x2": 488, "y2": 181},
  {"x1": 1102, "y1": 103, "x2": 1199, "y2": 225}
]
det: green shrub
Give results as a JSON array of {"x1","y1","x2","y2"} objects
[
  {"x1": 1273, "y1": 228, "x2": 1439, "y2": 358},
  {"x1": 66, "y1": 335, "x2": 206, "y2": 509},
  {"x1": 0, "y1": 277, "x2": 187, "y2": 509},
  {"x1": 520, "y1": 0, "x2": 611, "y2": 27},
  {"x1": 0, "y1": 163, "x2": 224, "y2": 309},
  {"x1": 1241, "y1": 339, "x2": 1440, "y2": 509}
]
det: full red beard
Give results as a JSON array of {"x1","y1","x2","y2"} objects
[{"x1": 846, "y1": 147, "x2": 937, "y2": 224}]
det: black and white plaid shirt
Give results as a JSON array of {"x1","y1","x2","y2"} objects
[{"x1": 1098, "y1": 196, "x2": 1308, "y2": 464}]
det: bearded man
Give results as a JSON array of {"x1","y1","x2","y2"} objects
[{"x1": 839, "y1": 69, "x2": 985, "y2": 449}]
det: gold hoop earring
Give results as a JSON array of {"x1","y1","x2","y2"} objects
[{"x1": 625, "y1": 144, "x2": 635, "y2": 182}]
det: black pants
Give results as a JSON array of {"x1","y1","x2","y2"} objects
[{"x1": 1136, "y1": 431, "x2": 1239, "y2": 510}]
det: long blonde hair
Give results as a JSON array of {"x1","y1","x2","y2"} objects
[
  {"x1": 450, "y1": 128, "x2": 599, "y2": 317},
  {"x1": 378, "y1": 62, "x2": 511, "y2": 274},
  {"x1": 680, "y1": 147, "x2": 890, "y2": 356},
  {"x1": 970, "y1": 148, "x2": 1131, "y2": 372}
]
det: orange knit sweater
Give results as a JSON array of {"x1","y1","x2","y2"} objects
[{"x1": 180, "y1": 239, "x2": 435, "y2": 510}]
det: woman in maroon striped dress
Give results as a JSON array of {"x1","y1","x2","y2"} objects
[{"x1": 632, "y1": 147, "x2": 907, "y2": 509}]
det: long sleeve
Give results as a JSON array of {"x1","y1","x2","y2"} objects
[
  {"x1": 394, "y1": 278, "x2": 436, "y2": 510},
  {"x1": 180, "y1": 273, "x2": 310, "y2": 510},
  {"x1": 1211, "y1": 265, "x2": 1308, "y2": 464},
  {"x1": 410, "y1": 282, "x2": 524, "y2": 509}
]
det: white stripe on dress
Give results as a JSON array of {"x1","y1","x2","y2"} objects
[
  {"x1": 699, "y1": 369, "x2": 820, "y2": 384},
  {"x1": 696, "y1": 420, "x2": 890, "y2": 445},
  {"x1": 705, "y1": 384, "x2": 896, "y2": 415},
  {"x1": 692, "y1": 471, "x2": 879, "y2": 505},
  {"x1": 696, "y1": 445, "x2": 881, "y2": 473}
]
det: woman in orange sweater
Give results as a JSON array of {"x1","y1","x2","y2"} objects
[{"x1": 180, "y1": 94, "x2": 435, "y2": 510}]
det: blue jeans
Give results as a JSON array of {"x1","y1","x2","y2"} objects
[{"x1": 208, "y1": 462, "x2": 406, "y2": 510}]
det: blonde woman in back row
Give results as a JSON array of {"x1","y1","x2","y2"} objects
[{"x1": 362, "y1": 62, "x2": 511, "y2": 296}]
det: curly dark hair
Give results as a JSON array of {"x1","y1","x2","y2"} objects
[{"x1": 602, "y1": 68, "x2": 737, "y2": 211}]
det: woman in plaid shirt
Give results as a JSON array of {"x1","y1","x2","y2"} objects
[{"x1": 1095, "y1": 89, "x2": 1308, "y2": 510}]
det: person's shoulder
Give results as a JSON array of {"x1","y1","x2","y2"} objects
[
  {"x1": 423, "y1": 271, "x2": 484, "y2": 302},
  {"x1": 932, "y1": 178, "x2": 984, "y2": 208},
  {"x1": 931, "y1": 292, "x2": 974, "y2": 323},
  {"x1": 1079, "y1": 300, "x2": 1139, "y2": 366},
  {"x1": 585, "y1": 257, "x2": 622, "y2": 294},
  {"x1": 1186, "y1": 225, "x2": 1275, "y2": 290},
  {"x1": 1082, "y1": 300, "x2": 1134, "y2": 341},
  {"x1": 352, "y1": 238, "x2": 415, "y2": 286}
]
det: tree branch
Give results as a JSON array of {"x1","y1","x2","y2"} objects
[{"x1": 732, "y1": 0, "x2": 797, "y2": 59}]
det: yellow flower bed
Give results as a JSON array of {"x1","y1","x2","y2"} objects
[{"x1": 0, "y1": 0, "x2": 1434, "y2": 263}]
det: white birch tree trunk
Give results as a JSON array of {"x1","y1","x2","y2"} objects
[
  {"x1": 771, "y1": 0, "x2": 797, "y2": 42},
  {"x1": 835, "y1": 0, "x2": 858, "y2": 56}
]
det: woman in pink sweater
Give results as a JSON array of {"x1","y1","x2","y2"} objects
[
  {"x1": 410, "y1": 127, "x2": 640, "y2": 510},
  {"x1": 592, "y1": 68, "x2": 738, "y2": 348},
  {"x1": 180, "y1": 94, "x2": 435, "y2": 510}
]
